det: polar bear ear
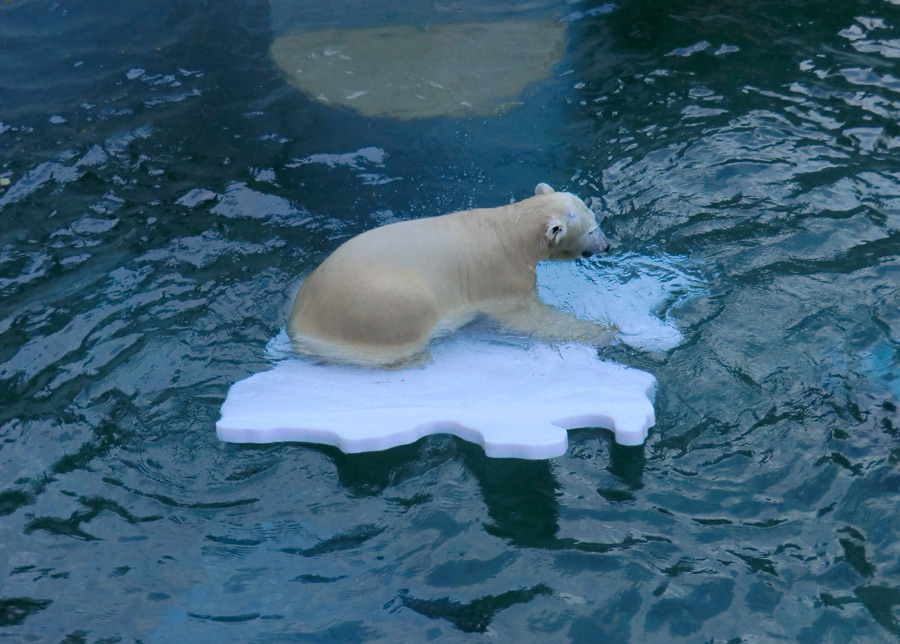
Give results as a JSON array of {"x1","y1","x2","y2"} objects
[
  {"x1": 545, "y1": 218, "x2": 567, "y2": 246},
  {"x1": 535, "y1": 183, "x2": 555, "y2": 196}
]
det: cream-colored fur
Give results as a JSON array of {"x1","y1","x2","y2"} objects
[{"x1": 288, "y1": 184, "x2": 616, "y2": 366}]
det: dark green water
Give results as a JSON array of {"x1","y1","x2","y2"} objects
[{"x1": 2, "y1": 0, "x2": 899, "y2": 641}]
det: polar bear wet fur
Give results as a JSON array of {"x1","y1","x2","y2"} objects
[{"x1": 288, "y1": 183, "x2": 617, "y2": 366}]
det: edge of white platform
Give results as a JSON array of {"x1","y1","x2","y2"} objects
[{"x1": 216, "y1": 337, "x2": 657, "y2": 459}]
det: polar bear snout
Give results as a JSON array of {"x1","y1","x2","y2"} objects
[
  {"x1": 581, "y1": 228, "x2": 611, "y2": 257},
  {"x1": 581, "y1": 242, "x2": 610, "y2": 258},
  {"x1": 586, "y1": 235, "x2": 612, "y2": 257}
]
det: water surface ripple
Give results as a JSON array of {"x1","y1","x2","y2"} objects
[{"x1": 1, "y1": 1, "x2": 898, "y2": 642}]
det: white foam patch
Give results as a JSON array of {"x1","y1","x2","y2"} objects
[
  {"x1": 538, "y1": 252, "x2": 705, "y2": 352},
  {"x1": 217, "y1": 253, "x2": 704, "y2": 458}
]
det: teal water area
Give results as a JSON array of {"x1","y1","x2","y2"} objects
[{"x1": 2, "y1": 0, "x2": 899, "y2": 641}]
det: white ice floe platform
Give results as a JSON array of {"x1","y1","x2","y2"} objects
[
  {"x1": 216, "y1": 255, "x2": 704, "y2": 459},
  {"x1": 217, "y1": 335, "x2": 657, "y2": 459}
]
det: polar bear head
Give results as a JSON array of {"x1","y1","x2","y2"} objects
[{"x1": 534, "y1": 183, "x2": 611, "y2": 261}]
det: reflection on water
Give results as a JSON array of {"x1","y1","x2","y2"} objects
[
  {"x1": 270, "y1": 20, "x2": 566, "y2": 119},
  {"x1": 1, "y1": 0, "x2": 899, "y2": 641}
]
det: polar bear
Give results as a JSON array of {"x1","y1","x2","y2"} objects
[{"x1": 288, "y1": 183, "x2": 617, "y2": 366}]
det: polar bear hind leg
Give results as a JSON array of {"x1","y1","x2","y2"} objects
[{"x1": 290, "y1": 267, "x2": 443, "y2": 365}]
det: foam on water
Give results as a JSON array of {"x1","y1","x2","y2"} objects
[{"x1": 538, "y1": 252, "x2": 706, "y2": 352}]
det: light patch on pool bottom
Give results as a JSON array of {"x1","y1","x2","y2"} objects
[
  {"x1": 269, "y1": 20, "x2": 566, "y2": 119},
  {"x1": 217, "y1": 254, "x2": 703, "y2": 458}
]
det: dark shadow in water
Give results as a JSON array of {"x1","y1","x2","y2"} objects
[
  {"x1": 854, "y1": 586, "x2": 900, "y2": 638},
  {"x1": 568, "y1": 427, "x2": 648, "y2": 490},
  {"x1": 819, "y1": 585, "x2": 900, "y2": 639},
  {"x1": 380, "y1": 437, "x2": 649, "y2": 632},
  {"x1": 322, "y1": 436, "x2": 460, "y2": 497},
  {"x1": 0, "y1": 597, "x2": 53, "y2": 628},
  {"x1": 461, "y1": 443, "x2": 561, "y2": 545},
  {"x1": 280, "y1": 523, "x2": 385, "y2": 558},
  {"x1": 608, "y1": 442, "x2": 648, "y2": 490},
  {"x1": 0, "y1": 489, "x2": 33, "y2": 517},
  {"x1": 0, "y1": 389, "x2": 142, "y2": 530},
  {"x1": 461, "y1": 439, "x2": 651, "y2": 552},
  {"x1": 273, "y1": 431, "x2": 648, "y2": 633},
  {"x1": 399, "y1": 584, "x2": 552, "y2": 634},
  {"x1": 322, "y1": 431, "x2": 648, "y2": 549}
]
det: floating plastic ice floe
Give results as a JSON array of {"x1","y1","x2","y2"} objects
[
  {"x1": 217, "y1": 254, "x2": 705, "y2": 459},
  {"x1": 217, "y1": 333, "x2": 656, "y2": 458}
]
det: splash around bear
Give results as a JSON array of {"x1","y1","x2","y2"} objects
[{"x1": 288, "y1": 183, "x2": 617, "y2": 367}]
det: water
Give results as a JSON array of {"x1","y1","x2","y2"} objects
[{"x1": 1, "y1": 0, "x2": 899, "y2": 641}]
